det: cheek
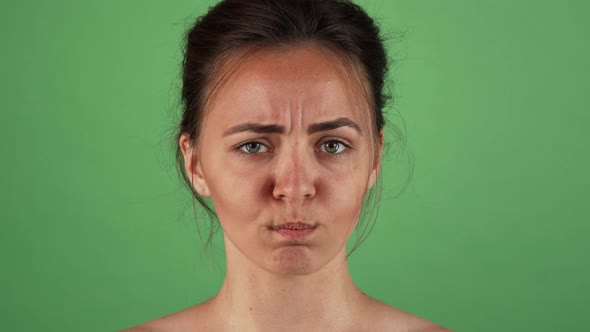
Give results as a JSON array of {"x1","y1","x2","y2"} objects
[
  {"x1": 317, "y1": 162, "x2": 369, "y2": 221},
  {"x1": 205, "y1": 159, "x2": 269, "y2": 224}
]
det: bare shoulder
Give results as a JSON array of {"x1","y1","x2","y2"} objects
[
  {"x1": 364, "y1": 296, "x2": 453, "y2": 332},
  {"x1": 119, "y1": 296, "x2": 452, "y2": 332},
  {"x1": 118, "y1": 300, "x2": 216, "y2": 332}
]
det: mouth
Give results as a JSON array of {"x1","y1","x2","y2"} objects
[
  {"x1": 272, "y1": 221, "x2": 316, "y2": 231},
  {"x1": 271, "y1": 222, "x2": 317, "y2": 241}
]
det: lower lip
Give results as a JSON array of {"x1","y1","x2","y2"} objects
[{"x1": 275, "y1": 228, "x2": 316, "y2": 240}]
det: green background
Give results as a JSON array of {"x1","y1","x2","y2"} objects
[{"x1": 1, "y1": 0, "x2": 588, "y2": 331}]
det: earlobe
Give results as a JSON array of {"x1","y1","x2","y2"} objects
[{"x1": 179, "y1": 133, "x2": 211, "y2": 197}]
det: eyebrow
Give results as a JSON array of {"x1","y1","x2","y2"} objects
[
  {"x1": 223, "y1": 123, "x2": 285, "y2": 136},
  {"x1": 223, "y1": 117, "x2": 362, "y2": 137},
  {"x1": 307, "y1": 117, "x2": 362, "y2": 135}
]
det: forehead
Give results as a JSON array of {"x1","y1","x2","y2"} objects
[{"x1": 205, "y1": 45, "x2": 371, "y2": 126}]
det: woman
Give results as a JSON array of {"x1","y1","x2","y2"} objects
[{"x1": 125, "y1": 0, "x2": 450, "y2": 330}]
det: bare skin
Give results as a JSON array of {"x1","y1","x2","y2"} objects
[
  {"x1": 122, "y1": 46, "x2": 451, "y2": 332},
  {"x1": 123, "y1": 244, "x2": 450, "y2": 332}
]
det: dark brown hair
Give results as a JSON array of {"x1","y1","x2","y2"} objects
[{"x1": 175, "y1": 0, "x2": 403, "y2": 255}]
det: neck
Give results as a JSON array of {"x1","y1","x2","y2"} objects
[{"x1": 210, "y1": 235, "x2": 369, "y2": 331}]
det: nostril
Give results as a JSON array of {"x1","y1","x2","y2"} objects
[{"x1": 272, "y1": 180, "x2": 316, "y2": 201}]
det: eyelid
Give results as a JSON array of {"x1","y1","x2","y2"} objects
[
  {"x1": 233, "y1": 137, "x2": 352, "y2": 154},
  {"x1": 235, "y1": 140, "x2": 271, "y2": 154},
  {"x1": 316, "y1": 138, "x2": 352, "y2": 154},
  {"x1": 318, "y1": 136, "x2": 352, "y2": 148}
]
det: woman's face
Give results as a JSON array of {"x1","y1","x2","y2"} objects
[{"x1": 181, "y1": 46, "x2": 382, "y2": 275}]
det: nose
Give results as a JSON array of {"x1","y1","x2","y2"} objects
[{"x1": 272, "y1": 146, "x2": 317, "y2": 202}]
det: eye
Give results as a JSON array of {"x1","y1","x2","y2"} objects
[
  {"x1": 319, "y1": 140, "x2": 348, "y2": 154},
  {"x1": 238, "y1": 142, "x2": 269, "y2": 154}
]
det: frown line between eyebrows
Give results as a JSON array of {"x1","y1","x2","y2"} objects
[{"x1": 222, "y1": 117, "x2": 363, "y2": 137}]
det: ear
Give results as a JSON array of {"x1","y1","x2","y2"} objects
[
  {"x1": 179, "y1": 133, "x2": 211, "y2": 197},
  {"x1": 367, "y1": 129, "x2": 384, "y2": 191}
]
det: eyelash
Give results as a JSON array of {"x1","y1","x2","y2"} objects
[
  {"x1": 316, "y1": 140, "x2": 351, "y2": 156},
  {"x1": 236, "y1": 141, "x2": 270, "y2": 155},
  {"x1": 235, "y1": 139, "x2": 352, "y2": 156}
]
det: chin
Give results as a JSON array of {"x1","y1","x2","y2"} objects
[{"x1": 265, "y1": 246, "x2": 324, "y2": 276}]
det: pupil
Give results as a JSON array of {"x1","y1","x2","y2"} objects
[
  {"x1": 326, "y1": 142, "x2": 339, "y2": 153},
  {"x1": 247, "y1": 143, "x2": 260, "y2": 153}
]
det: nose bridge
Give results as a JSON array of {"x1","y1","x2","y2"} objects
[{"x1": 273, "y1": 139, "x2": 316, "y2": 201}]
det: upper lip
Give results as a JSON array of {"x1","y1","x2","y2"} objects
[{"x1": 272, "y1": 222, "x2": 316, "y2": 230}]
